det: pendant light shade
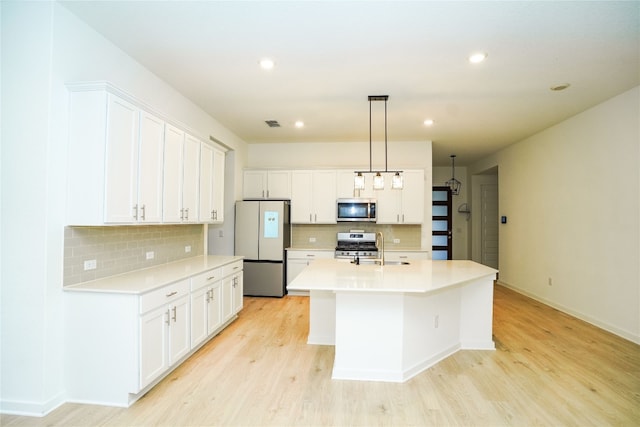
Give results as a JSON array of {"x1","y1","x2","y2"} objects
[
  {"x1": 354, "y1": 95, "x2": 403, "y2": 190},
  {"x1": 445, "y1": 154, "x2": 461, "y2": 195}
]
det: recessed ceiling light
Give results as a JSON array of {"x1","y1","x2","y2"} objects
[
  {"x1": 294, "y1": 121, "x2": 304, "y2": 128},
  {"x1": 469, "y1": 52, "x2": 488, "y2": 64},
  {"x1": 550, "y1": 83, "x2": 571, "y2": 91},
  {"x1": 423, "y1": 119, "x2": 434, "y2": 126},
  {"x1": 259, "y1": 58, "x2": 275, "y2": 70}
]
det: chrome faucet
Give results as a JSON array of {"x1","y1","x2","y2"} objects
[{"x1": 375, "y1": 231, "x2": 385, "y2": 266}]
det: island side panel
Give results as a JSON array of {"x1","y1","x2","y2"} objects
[
  {"x1": 308, "y1": 290, "x2": 336, "y2": 345},
  {"x1": 332, "y1": 292, "x2": 405, "y2": 382},
  {"x1": 459, "y1": 274, "x2": 496, "y2": 349},
  {"x1": 401, "y1": 289, "x2": 462, "y2": 380}
]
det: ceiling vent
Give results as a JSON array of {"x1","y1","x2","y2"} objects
[{"x1": 265, "y1": 120, "x2": 281, "y2": 128}]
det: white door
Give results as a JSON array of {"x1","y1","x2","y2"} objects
[
  {"x1": 207, "y1": 284, "x2": 222, "y2": 333},
  {"x1": 312, "y1": 170, "x2": 337, "y2": 223},
  {"x1": 169, "y1": 295, "x2": 190, "y2": 365},
  {"x1": 139, "y1": 306, "x2": 168, "y2": 389},
  {"x1": 104, "y1": 95, "x2": 139, "y2": 223},
  {"x1": 290, "y1": 170, "x2": 313, "y2": 223},
  {"x1": 481, "y1": 183, "x2": 499, "y2": 269},
  {"x1": 182, "y1": 134, "x2": 200, "y2": 223},
  {"x1": 199, "y1": 143, "x2": 215, "y2": 222},
  {"x1": 163, "y1": 124, "x2": 184, "y2": 222},
  {"x1": 137, "y1": 111, "x2": 164, "y2": 223},
  {"x1": 190, "y1": 287, "x2": 208, "y2": 349},
  {"x1": 211, "y1": 147, "x2": 225, "y2": 222}
]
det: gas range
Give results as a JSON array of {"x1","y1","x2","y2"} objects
[{"x1": 335, "y1": 232, "x2": 378, "y2": 259}]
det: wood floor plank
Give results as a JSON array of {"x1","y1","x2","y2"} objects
[{"x1": 2, "y1": 285, "x2": 639, "y2": 426}]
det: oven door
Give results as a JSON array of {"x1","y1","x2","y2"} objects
[{"x1": 336, "y1": 199, "x2": 377, "y2": 222}]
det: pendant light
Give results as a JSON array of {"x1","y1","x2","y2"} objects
[
  {"x1": 445, "y1": 154, "x2": 461, "y2": 195},
  {"x1": 354, "y1": 95, "x2": 403, "y2": 190}
]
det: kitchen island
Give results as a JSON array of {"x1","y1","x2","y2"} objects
[{"x1": 288, "y1": 258, "x2": 498, "y2": 382}]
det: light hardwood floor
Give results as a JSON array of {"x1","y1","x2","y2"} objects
[{"x1": 3, "y1": 285, "x2": 639, "y2": 426}]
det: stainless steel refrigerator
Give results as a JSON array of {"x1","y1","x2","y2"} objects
[{"x1": 234, "y1": 200, "x2": 291, "y2": 297}]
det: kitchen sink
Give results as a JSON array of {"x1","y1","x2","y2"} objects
[{"x1": 351, "y1": 259, "x2": 411, "y2": 266}]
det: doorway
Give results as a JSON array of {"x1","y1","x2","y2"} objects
[
  {"x1": 432, "y1": 186, "x2": 452, "y2": 260},
  {"x1": 471, "y1": 168, "x2": 499, "y2": 269}
]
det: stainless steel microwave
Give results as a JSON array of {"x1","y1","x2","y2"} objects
[{"x1": 336, "y1": 198, "x2": 377, "y2": 222}]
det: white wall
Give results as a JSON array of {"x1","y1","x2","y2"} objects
[
  {"x1": 0, "y1": 2, "x2": 247, "y2": 415},
  {"x1": 471, "y1": 86, "x2": 640, "y2": 343}
]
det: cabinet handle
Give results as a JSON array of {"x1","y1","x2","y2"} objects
[
  {"x1": 266, "y1": 190, "x2": 269, "y2": 198},
  {"x1": 209, "y1": 289, "x2": 214, "y2": 301},
  {"x1": 207, "y1": 275, "x2": 216, "y2": 281},
  {"x1": 166, "y1": 291, "x2": 178, "y2": 298},
  {"x1": 402, "y1": 214, "x2": 405, "y2": 223},
  {"x1": 133, "y1": 204, "x2": 138, "y2": 220},
  {"x1": 306, "y1": 254, "x2": 315, "y2": 257},
  {"x1": 172, "y1": 306, "x2": 177, "y2": 322},
  {"x1": 233, "y1": 266, "x2": 239, "y2": 270},
  {"x1": 180, "y1": 208, "x2": 184, "y2": 220},
  {"x1": 309, "y1": 213, "x2": 312, "y2": 222},
  {"x1": 165, "y1": 309, "x2": 170, "y2": 325},
  {"x1": 141, "y1": 204, "x2": 146, "y2": 221},
  {"x1": 397, "y1": 214, "x2": 400, "y2": 222},
  {"x1": 185, "y1": 208, "x2": 189, "y2": 221},
  {"x1": 211, "y1": 210, "x2": 215, "y2": 220},
  {"x1": 314, "y1": 214, "x2": 317, "y2": 222}
]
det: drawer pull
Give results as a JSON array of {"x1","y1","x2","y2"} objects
[
  {"x1": 233, "y1": 266, "x2": 240, "y2": 270},
  {"x1": 207, "y1": 276, "x2": 216, "y2": 281},
  {"x1": 166, "y1": 291, "x2": 178, "y2": 298},
  {"x1": 306, "y1": 254, "x2": 316, "y2": 257}
]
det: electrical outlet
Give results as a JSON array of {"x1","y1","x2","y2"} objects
[
  {"x1": 434, "y1": 314, "x2": 439, "y2": 328},
  {"x1": 185, "y1": 245, "x2": 191, "y2": 253},
  {"x1": 393, "y1": 238, "x2": 400, "y2": 244},
  {"x1": 548, "y1": 277, "x2": 553, "y2": 286},
  {"x1": 146, "y1": 251, "x2": 155, "y2": 260},
  {"x1": 218, "y1": 230, "x2": 224, "y2": 238},
  {"x1": 84, "y1": 259, "x2": 97, "y2": 271},
  {"x1": 309, "y1": 237, "x2": 317, "y2": 243}
]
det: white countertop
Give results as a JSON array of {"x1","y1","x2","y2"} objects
[
  {"x1": 64, "y1": 255, "x2": 243, "y2": 295},
  {"x1": 288, "y1": 258, "x2": 497, "y2": 293}
]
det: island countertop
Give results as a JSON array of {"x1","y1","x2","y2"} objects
[{"x1": 288, "y1": 258, "x2": 497, "y2": 293}]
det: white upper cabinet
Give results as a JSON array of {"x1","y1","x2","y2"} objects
[
  {"x1": 243, "y1": 170, "x2": 291, "y2": 199},
  {"x1": 375, "y1": 170, "x2": 425, "y2": 224},
  {"x1": 199, "y1": 143, "x2": 225, "y2": 223},
  {"x1": 136, "y1": 111, "x2": 165, "y2": 223},
  {"x1": 67, "y1": 83, "x2": 225, "y2": 225},
  {"x1": 291, "y1": 170, "x2": 337, "y2": 224},
  {"x1": 163, "y1": 126, "x2": 200, "y2": 223},
  {"x1": 67, "y1": 89, "x2": 164, "y2": 225}
]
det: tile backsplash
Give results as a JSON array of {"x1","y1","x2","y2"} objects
[
  {"x1": 64, "y1": 225, "x2": 204, "y2": 286},
  {"x1": 291, "y1": 223, "x2": 422, "y2": 249}
]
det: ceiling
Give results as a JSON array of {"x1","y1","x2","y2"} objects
[{"x1": 60, "y1": 1, "x2": 639, "y2": 166}]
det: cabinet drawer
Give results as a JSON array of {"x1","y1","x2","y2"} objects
[
  {"x1": 222, "y1": 260, "x2": 243, "y2": 277},
  {"x1": 287, "y1": 250, "x2": 334, "y2": 260},
  {"x1": 191, "y1": 267, "x2": 223, "y2": 291},
  {"x1": 140, "y1": 279, "x2": 189, "y2": 314}
]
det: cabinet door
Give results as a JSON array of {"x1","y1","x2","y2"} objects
[
  {"x1": 291, "y1": 171, "x2": 313, "y2": 223},
  {"x1": 400, "y1": 170, "x2": 425, "y2": 224},
  {"x1": 267, "y1": 170, "x2": 291, "y2": 199},
  {"x1": 163, "y1": 124, "x2": 184, "y2": 222},
  {"x1": 312, "y1": 171, "x2": 337, "y2": 223},
  {"x1": 190, "y1": 287, "x2": 208, "y2": 349},
  {"x1": 375, "y1": 173, "x2": 401, "y2": 224},
  {"x1": 232, "y1": 273, "x2": 243, "y2": 314},
  {"x1": 287, "y1": 259, "x2": 310, "y2": 286},
  {"x1": 169, "y1": 295, "x2": 190, "y2": 365},
  {"x1": 140, "y1": 306, "x2": 169, "y2": 389},
  {"x1": 104, "y1": 95, "x2": 140, "y2": 223},
  {"x1": 137, "y1": 111, "x2": 164, "y2": 223},
  {"x1": 211, "y1": 147, "x2": 225, "y2": 222},
  {"x1": 207, "y1": 284, "x2": 223, "y2": 334},
  {"x1": 199, "y1": 143, "x2": 215, "y2": 222},
  {"x1": 222, "y1": 275, "x2": 233, "y2": 322},
  {"x1": 182, "y1": 135, "x2": 200, "y2": 223},
  {"x1": 243, "y1": 171, "x2": 267, "y2": 199}
]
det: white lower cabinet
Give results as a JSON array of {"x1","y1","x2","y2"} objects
[
  {"x1": 190, "y1": 268, "x2": 223, "y2": 349},
  {"x1": 384, "y1": 250, "x2": 430, "y2": 262},
  {"x1": 139, "y1": 280, "x2": 190, "y2": 390},
  {"x1": 65, "y1": 257, "x2": 243, "y2": 408},
  {"x1": 287, "y1": 250, "x2": 334, "y2": 295}
]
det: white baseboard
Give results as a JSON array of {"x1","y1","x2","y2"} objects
[
  {"x1": 497, "y1": 281, "x2": 640, "y2": 345},
  {"x1": 0, "y1": 392, "x2": 65, "y2": 417}
]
